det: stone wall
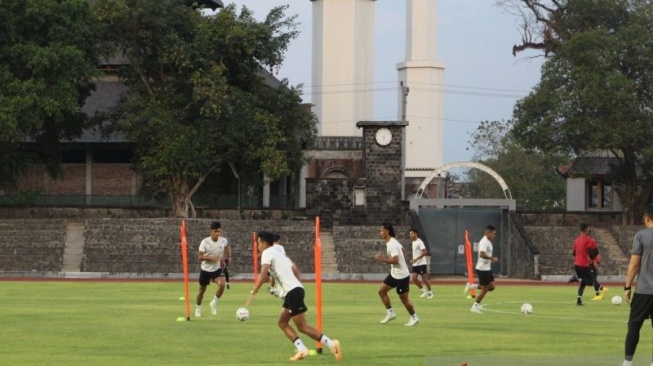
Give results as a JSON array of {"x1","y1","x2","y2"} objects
[
  {"x1": 611, "y1": 226, "x2": 640, "y2": 254},
  {"x1": 518, "y1": 212, "x2": 623, "y2": 227},
  {"x1": 507, "y1": 213, "x2": 539, "y2": 279},
  {"x1": 81, "y1": 218, "x2": 316, "y2": 274},
  {"x1": 332, "y1": 225, "x2": 410, "y2": 274},
  {"x1": 0, "y1": 219, "x2": 67, "y2": 271}
]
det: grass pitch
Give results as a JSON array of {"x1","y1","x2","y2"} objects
[{"x1": 0, "y1": 280, "x2": 646, "y2": 365}]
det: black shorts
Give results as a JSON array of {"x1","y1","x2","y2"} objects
[
  {"x1": 574, "y1": 266, "x2": 593, "y2": 285},
  {"x1": 383, "y1": 274, "x2": 410, "y2": 295},
  {"x1": 412, "y1": 265, "x2": 428, "y2": 275},
  {"x1": 199, "y1": 269, "x2": 223, "y2": 286},
  {"x1": 283, "y1": 287, "x2": 308, "y2": 316},
  {"x1": 628, "y1": 293, "x2": 653, "y2": 323},
  {"x1": 476, "y1": 270, "x2": 494, "y2": 286}
]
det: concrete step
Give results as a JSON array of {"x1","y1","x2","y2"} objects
[
  {"x1": 62, "y1": 222, "x2": 85, "y2": 272},
  {"x1": 319, "y1": 232, "x2": 339, "y2": 274}
]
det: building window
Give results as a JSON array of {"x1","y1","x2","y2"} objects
[{"x1": 587, "y1": 179, "x2": 613, "y2": 209}]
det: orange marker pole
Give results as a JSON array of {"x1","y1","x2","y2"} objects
[
  {"x1": 180, "y1": 220, "x2": 191, "y2": 320},
  {"x1": 252, "y1": 231, "x2": 258, "y2": 283},
  {"x1": 314, "y1": 216, "x2": 323, "y2": 354},
  {"x1": 464, "y1": 230, "x2": 476, "y2": 298}
]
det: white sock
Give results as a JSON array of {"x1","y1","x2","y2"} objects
[
  {"x1": 293, "y1": 338, "x2": 308, "y2": 352},
  {"x1": 386, "y1": 308, "x2": 395, "y2": 315},
  {"x1": 196, "y1": 304, "x2": 201, "y2": 309},
  {"x1": 621, "y1": 361, "x2": 632, "y2": 366},
  {"x1": 412, "y1": 313, "x2": 418, "y2": 319},
  {"x1": 211, "y1": 296, "x2": 218, "y2": 303},
  {"x1": 420, "y1": 287, "x2": 425, "y2": 292},
  {"x1": 319, "y1": 334, "x2": 333, "y2": 349}
]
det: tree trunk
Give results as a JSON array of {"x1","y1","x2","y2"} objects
[{"x1": 171, "y1": 190, "x2": 191, "y2": 218}]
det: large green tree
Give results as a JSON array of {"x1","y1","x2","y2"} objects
[
  {"x1": 466, "y1": 120, "x2": 567, "y2": 210},
  {"x1": 507, "y1": 0, "x2": 653, "y2": 222},
  {"x1": 93, "y1": 1, "x2": 316, "y2": 217},
  {"x1": 0, "y1": 0, "x2": 100, "y2": 186}
]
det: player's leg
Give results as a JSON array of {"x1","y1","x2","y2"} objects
[
  {"x1": 195, "y1": 270, "x2": 211, "y2": 317},
  {"x1": 576, "y1": 266, "x2": 591, "y2": 305},
  {"x1": 623, "y1": 294, "x2": 653, "y2": 365},
  {"x1": 209, "y1": 271, "x2": 225, "y2": 315},
  {"x1": 397, "y1": 277, "x2": 419, "y2": 326},
  {"x1": 411, "y1": 270, "x2": 423, "y2": 292},
  {"x1": 223, "y1": 259, "x2": 230, "y2": 289},
  {"x1": 419, "y1": 267, "x2": 433, "y2": 298},
  {"x1": 470, "y1": 270, "x2": 490, "y2": 313},
  {"x1": 378, "y1": 276, "x2": 397, "y2": 323},
  {"x1": 590, "y1": 267, "x2": 603, "y2": 300}
]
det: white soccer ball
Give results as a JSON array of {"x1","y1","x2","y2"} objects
[
  {"x1": 520, "y1": 303, "x2": 533, "y2": 315},
  {"x1": 236, "y1": 307, "x2": 250, "y2": 321},
  {"x1": 612, "y1": 295, "x2": 623, "y2": 306}
]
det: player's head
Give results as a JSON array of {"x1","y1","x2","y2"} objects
[
  {"x1": 643, "y1": 204, "x2": 653, "y2": 225},
  {"x1": 380, "y1": 223, "x2": 395, "y2": 239},
  {"x1": 210, "y1": 221, "x2": 221, "y2": 240},
  {"x1": 409, "y1": 228, "x2": 419, "y2": 240},
  {"x1": 272, "y1": 233, "x2": 281, "y2": 244},
  {"x1": 257, "y1": 231, "x2": 275, "y2": 251},
  {"x1": 579, "y1": 223, "x2": 590, "y2": 234},
  {"x1": 484, "y1": 225, "x2": 496, "y2": 240}
]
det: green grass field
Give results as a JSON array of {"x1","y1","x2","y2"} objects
[{"x1": 0, "y1": 280, "x2": 648, "y2": 365}]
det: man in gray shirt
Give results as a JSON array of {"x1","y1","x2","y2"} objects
[{"x1": 621, "y1": 204, "x2": 653, "y2": 366}]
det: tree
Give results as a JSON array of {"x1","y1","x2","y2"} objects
[
  {"x1": 93, "y1": 1, "x2": 316, "y2": 217},
  {"x1": 509, "y1": 0, "x2": 653, "y2": 222},
  {"x1": 498, "y1": 0, "x2": 646, "y2": 56},
  {"x1": 466, "y1": 120, "x2": 567, "y2": 210},
  {"x1": 0, "y1": 0, "x2": 100, "y2": 186}
]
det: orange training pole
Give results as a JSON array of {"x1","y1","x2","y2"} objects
[
  {"x1": 464, "y1": 230, "x2": 476, "y2": 298},
  {"x1": 314, "y1": 216, "x2": 323, "y2": 353},
  {"x1": 252, "y1": 231, "x2": 258, "y2": 283},
  {"x1": 180, "y1": 220, "x2": 191, "y2": 320}
]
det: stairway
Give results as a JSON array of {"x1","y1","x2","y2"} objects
[
  {"x1": 62, "y1": 222, "x2": 85, "y2": 272},
  {"x1": 593, "y1": 228, "x2": 630, "y2": 276},
  {"x1": 320, "y1": 231, "x2": 339, "y2": 274}
]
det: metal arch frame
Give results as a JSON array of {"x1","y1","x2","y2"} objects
[{"x1": 414, "y1": 161, "x2": 513, "y2": 200}]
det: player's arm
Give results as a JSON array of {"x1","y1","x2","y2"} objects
[
  {"x1": 479, "y1": 250, "x2": 498, "y2": 263},
  {"x1": 374, "y1": 252, "x2": 399, "y2": 264},
  {"x1": 251, "y1": 263, "x2": 271, "y2": 295},
  {"x1": 198, "y1": 249, "x2": 220, "y2": 262},
  {"x1": 624, "y1": 254, "x2": 641, "y2": 303},
  {"x1": 412, "y1": 247, "x2": 428, "y2": 264}
]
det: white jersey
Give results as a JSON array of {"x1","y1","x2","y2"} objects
[
  {"x1": 199, "y1": 236, "x2": 228, "y2": 272},
  {"x1": 475, "y1": 235, "x2": 493, "y2": 271},
  {"x1": 273, "y1": 243, "x2": 286, "y2": 255},
  {"x1": 386, "y1": 237, "x2": 410, "y2": 279},
  {"x1": 261, "y1": 246, "x2": 302, "y2": 294},
  {"x1": 412, "y1": 238, "x2": 427, "y2": 266}
]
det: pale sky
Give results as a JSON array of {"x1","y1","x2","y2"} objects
[{"x1": 225, "y1": 0, "x2": 543, "y2": 163}]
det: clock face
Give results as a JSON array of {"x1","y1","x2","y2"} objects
[{"x1": 375, "y1": 128, "x2": 392, "y2": 146}]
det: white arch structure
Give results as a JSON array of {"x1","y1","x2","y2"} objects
[{"x1": 415, "y1": 161, "x2": 513, "y2": 200}]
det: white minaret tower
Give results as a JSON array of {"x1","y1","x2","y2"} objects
[
  {"x1": 397, "y1": 0, "x2": 445, "y2": 179},
  {"x1": 311, "y1": 0, "x2": 375, "y2": 136}
]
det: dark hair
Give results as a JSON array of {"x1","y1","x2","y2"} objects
[
  {"x1": 644, "y1": 205, "x2": 653, "y2": 221},
  {"x1": 485, "y1": 225, "x2": 496, "y2": 232},
  {"x1": 210, "y1": 221, "x2": 221, "y2": 230},
  {"x1": 580, "y1": 223, "x2": 589, "y2": 231},
  {"x1": 381, "y1": 223, "x2": 396, "y2": 237},
  {"x1": 409, "y1": 228, "x2": 419, "y2": 235},
  {"x1": 257, "y1": 231, "x2": 275, "y2": 245},
  {"x1": 272, "y1": 233, "x2": 281, "y2": 243}
]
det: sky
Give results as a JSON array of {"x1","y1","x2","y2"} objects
[{"x1": 224, "y1": 0, "x2": 544, "y2": 163}]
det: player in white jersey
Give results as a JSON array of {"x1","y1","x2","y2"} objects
[
  {"x1": 466, "y1": 225, "x2": 498, "y2": 314},
  {"x1": 245, "y1": 231, "x2": 341, "y2": 362},
  {"x1": 409, "y1": 228, "x2": 433, "y2": 299},
  {"x1": 268, "y1": 233, "x2": 286, "y2": 297},
  {"x1": 195, "y1": 221, "x2": 228, "y2": 317},
  {"x1": 373, "y1": 223, "x2": 419, "y2": 326}
]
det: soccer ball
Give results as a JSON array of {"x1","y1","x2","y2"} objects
[
  {"x1": 236, "y1": 307, "x2": 250, "y2": 321},
  {"x1": 612, "y1": 295, "x2": 623, "y2": 306},
  {"x1": 520, "y1": 303, "x2": 533, "y2": 315}
]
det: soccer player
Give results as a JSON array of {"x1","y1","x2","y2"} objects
[
  {"x1": 572, "y1": 223, "x2": 605, "y2": 306},
  {"x1": 409, "y1": 228, "x2": 434, "y2": 299},
  {"x1": 195, "y1": 221, "x2": 228, "y2": 317},
  {"x1": 621, "y1": 204, "x2": 653, "y2": 366},
  {"x1": 246, "y1": 231, "x2": 342, "y2": 362},
  {"x1": 466, "y1": 225, "x2": 498, "y2": 314},
  {"x1": 373, "y1": 223, "x2": 420, "y2": 326}
]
